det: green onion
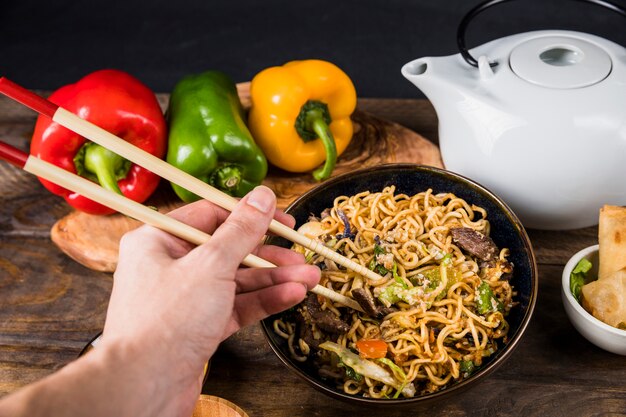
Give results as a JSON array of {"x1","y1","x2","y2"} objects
[
  {"x1": 459, "y1": 360, "x2": 475, "y2": 375},
  {"x1": 392, "y1": 264, "x2": 407, "y2": 288},
  {"x1": 476, "y1": 281, "x2": 503, "y2": 315}
]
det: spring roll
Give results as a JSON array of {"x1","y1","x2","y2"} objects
[
  {"x1": 598, "y1": 205, "x2": 626, "y2": 280},
  {"x1": 582, "y1": 268, "x2": 626, "y2": 329}
]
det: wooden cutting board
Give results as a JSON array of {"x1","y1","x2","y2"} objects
[{"x1": 51, "y1": 83, "x2": 443, "y2": 273}]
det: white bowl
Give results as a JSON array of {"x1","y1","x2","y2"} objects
[{"x1": 561, "y1": 245, "x2": 626, "y2": 355}]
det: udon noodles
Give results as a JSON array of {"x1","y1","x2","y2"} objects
[{"x1": 273, "y1": 186, "x2": 516, "y2": 398}]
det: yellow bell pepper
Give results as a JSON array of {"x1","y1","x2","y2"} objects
[{"x1": 248, "y1": 59, "x2": 357, "y2": 181}]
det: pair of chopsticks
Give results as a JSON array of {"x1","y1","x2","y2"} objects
[{"x1": 0, "y1": 77, "x2": 377, "y2": 312}]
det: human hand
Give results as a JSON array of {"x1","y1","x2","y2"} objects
[{"x1": 101, "y1": 186, "x2": 320, "y2": 416}]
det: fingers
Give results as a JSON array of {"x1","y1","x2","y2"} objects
[
  {"x1": 135, "y1": 186, "x2": 296, "y2": 268},
  {"x1": 165, "y1": 193, "x2": 294, "y2": 233},
  {"x1": 117, "y1": 225, "x2": 174, "y2": 262},
  {"x1": 235, "y1": 264, "x2": 321, "y2": 294},
  {"x1": 271, "y1": 210, "x2": 295, "y2": 231},
  {"x1": 185, "y1": 186, "x2": 277, "y2": 271},
  {"x1": 232, "y1": 282, "x2": 310, "y2": 329},
  {"x1": 166, "y1": 199, "x2": 231, "y2": 235},
  {"x1": 116, "y1": 200, "x2": 231, "y2": 262},
  {"x1": 251, "y1": 244, "x2": 306, "y2": 266}
]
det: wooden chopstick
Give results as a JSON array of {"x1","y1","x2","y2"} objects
[
  {"x1": 0, "y1": 76, "x2": 385, "y2": 285},
  {"x1": 0, "y1": 141, "x2": 364, "y2": 312},
  {"x1": 56, "y1": 107, "x2": 383, "y2": 282}
]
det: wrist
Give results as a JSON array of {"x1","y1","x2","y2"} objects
[
  {"x1": 0, "y1": 336, "x2": 175, "y2": 417},
  {"x1": 82, "y1": 338, "x2": 173, "y2": 417},
  {"x1": 98, "y1": 330, "x2": 207, "y2": 410}
]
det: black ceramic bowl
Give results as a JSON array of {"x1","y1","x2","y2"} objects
[{"x1": 261, "y1": 163, "x2": 538, "y2": 405}]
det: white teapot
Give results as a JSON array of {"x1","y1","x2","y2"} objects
[{"x1": 402, "y1": 2, "x2": 626, "y2": 230}]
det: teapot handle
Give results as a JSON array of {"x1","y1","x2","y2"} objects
[{"x1": 457, "y1": 0, "x2": 626, "y2": 68}]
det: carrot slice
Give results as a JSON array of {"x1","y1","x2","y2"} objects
[{"x1": 355, "y1": 339, "x2": 388, "y2": 359}]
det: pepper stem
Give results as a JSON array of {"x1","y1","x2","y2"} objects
[
  {"x1": 295, "y1": 100, "x2": 337, "y2": 181},
  {"x1": 78, "y1": 142, "x2": 131, "y2": 195},
  {"x1": 210, "y1": 164, "x2": 243, "y2": 194}
]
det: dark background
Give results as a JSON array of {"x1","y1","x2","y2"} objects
[{"x1": 2, "y1": 0, "x2": 625, "y2": 98}]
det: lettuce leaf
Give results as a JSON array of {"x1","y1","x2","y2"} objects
[{"x1": 570, "y1": 258, "x2": 592, "y2": 303}]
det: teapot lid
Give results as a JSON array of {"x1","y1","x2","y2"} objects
[{"x1": 509, "y1": 35, "x2": 612, "y2": 89}]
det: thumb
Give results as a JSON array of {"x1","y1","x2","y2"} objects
[{"x1": 186, "y1": 186, "x2": 277, "y2": 271}]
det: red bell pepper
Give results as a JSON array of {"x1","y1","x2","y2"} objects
[{"x1": 30, "y1": 69, "x2": 167, "y2": 215}]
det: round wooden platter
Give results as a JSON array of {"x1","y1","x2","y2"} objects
[
  {"x1": 192, "y1": 395, "x2": 249, "y2": 417},
  {"x1": 50, "y1": 83, "x2": 443, "y2": 273}
]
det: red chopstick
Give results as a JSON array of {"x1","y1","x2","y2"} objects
[
  {"x1": 0, "y1": 141, "x2": 28, "y2": 168},
  {"x1": 0, "y1": 77, "x2": 58, "y2": 118}
]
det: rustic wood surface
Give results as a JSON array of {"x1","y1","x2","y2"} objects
[{"x1": 0, "y1": 94, "x2": 624, "y2": 416}]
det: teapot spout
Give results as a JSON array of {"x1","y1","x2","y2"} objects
[
  {"x1": 401, "y1": 57, "x2": 462, "y2": 112},
  {"x1": 401, "y1": 58, "x2": 431, "y2": 91},
  {"x1": 402, "y1": 59, "x2": 429, "y2": 80}
]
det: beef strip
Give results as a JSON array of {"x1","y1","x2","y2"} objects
[
  {"x1": 296, "y1": 314, "x2": 321, "y2": 349},
  {"x1": 450, "y1": 227, "x2": 499, "y2": 261},
  {"x1": 352, "y1": 288, "x2": 397, "y2": 319},
  {"x1": 479, "y1": 260, "x2": 496, "y2": 269},
  {"x1": 352, "y1": 288, "x2": 378, "y2": 317},
  {"x1": 302, "y1": 293, "x2": 350, "y2": 334},
  {"x1": 378, "y1": 306, "x2": 398, "y2": 317}
]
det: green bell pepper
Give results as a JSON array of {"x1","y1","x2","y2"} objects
[
  {"x1": 166, "y1": 71, "x2": 268, "y2": 201},
  {"x1": 476, "y1": 281, "x2": 503, "y2": 315}
]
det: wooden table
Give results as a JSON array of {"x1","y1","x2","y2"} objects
[{"x1": 0, "y1": 95, "x2": 623, "y2": 416}]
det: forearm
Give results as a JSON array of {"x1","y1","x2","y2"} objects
[{"x1": 0, "y1": 339, "x2": 181, "y2": 417}]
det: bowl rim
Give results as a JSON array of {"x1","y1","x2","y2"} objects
[
  {"x1": 261, "y1": 163, "x2": 539, "y2": 404},
  {"x1": 561, "y1": 244, "x2": 626, "y2": 337}
]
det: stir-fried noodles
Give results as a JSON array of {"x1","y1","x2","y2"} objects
[{"x1": 273, "y1": 186, "x2": 516, "y2": 398}]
